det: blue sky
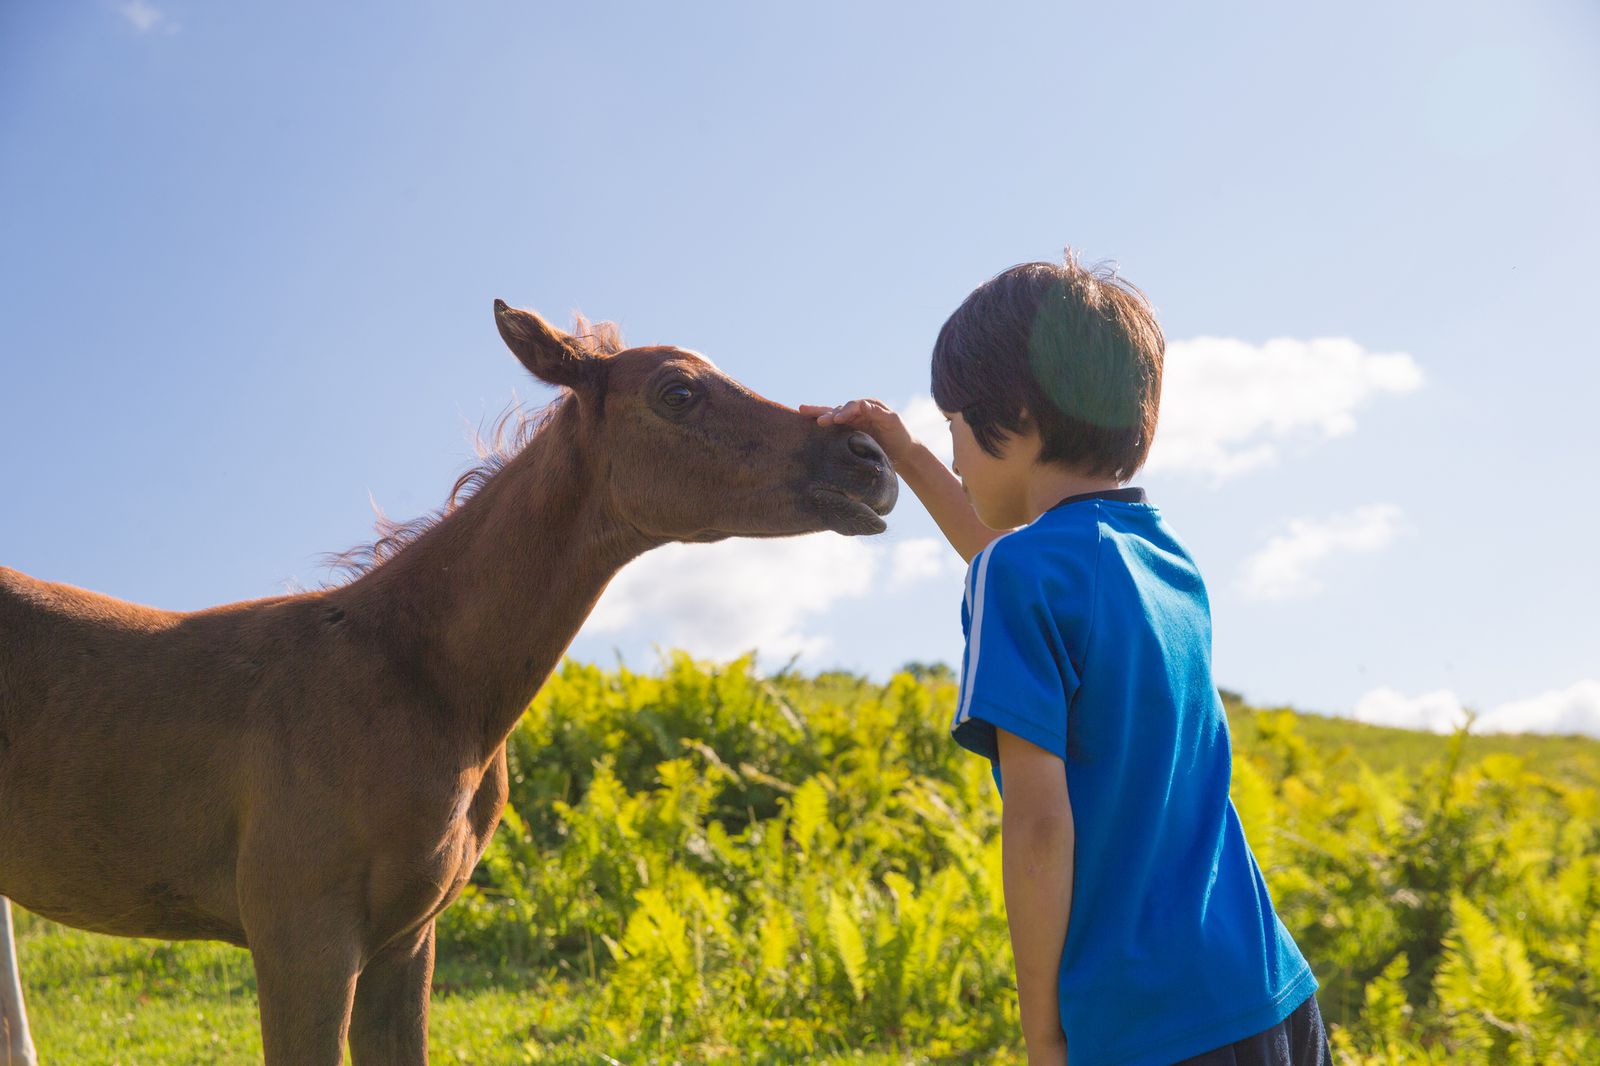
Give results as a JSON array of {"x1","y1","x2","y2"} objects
[{"x1": 3, "y1": 1, "x2": 1597, "y2": 734}]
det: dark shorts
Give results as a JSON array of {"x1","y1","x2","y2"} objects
[{"x1": 1172, "y1": 993, "x2": 1332, "y2": 1066}]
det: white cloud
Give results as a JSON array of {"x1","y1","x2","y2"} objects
[
  {"x1": 1351, "y1": 686, "x2": 1472, "y2": 733},
  {"x1": 1348, "y1": 680, "x2": 1600, "y2": 738},
  {"x1": 1478, "y1": 680, "x2": 1600, "y2": 736},
  {"x1": 119, "y1": 1, "x2": 175, "y2": 33},
  {"x1": 889, "y1": 537, "x2": 966, "y2": 587},
  {"x1": 1237, "y1": 504, "x2": 1406, "y2": 601},
  {"x1": 900, "y1": 394, "x2": 953, "y2": 466},
  {"x1": 584, "y1": 533, "x2": 964, "y2": 665},
  {"x1": 1147, "y1": 337, "x2": 1423, "y2": 481}
]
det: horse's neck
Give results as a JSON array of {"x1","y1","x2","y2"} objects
[{"x1": 344, "y1": 409, "x2": 650, "y2": 757}]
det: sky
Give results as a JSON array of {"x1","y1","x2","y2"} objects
[{"x1": 2, "y1": 1, "x2": 1597, "y2": 736}]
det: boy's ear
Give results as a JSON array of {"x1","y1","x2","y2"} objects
[{"x1": 493, "y1": 299, "x2": 596, "y2": 388}]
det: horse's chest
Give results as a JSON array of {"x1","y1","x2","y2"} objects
[
  {"x1": 376, "y1": 760, "x2": 508, "y2": 928},
  {"x1": 423, "y1": 819, "x2": 482, "y2": 906},
  {"x1": 435, "y1": 783, "x2": 500, "y2": 884}
]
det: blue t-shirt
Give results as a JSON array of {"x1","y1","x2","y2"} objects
[{"x1": 950, "y1": 487, "x2": 1317, "y2": 1066}]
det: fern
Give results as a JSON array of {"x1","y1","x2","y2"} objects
[
  {"x1": 1434, "y1": 895, "x2": 1548, "y2": 1063},
  {"x1": 788, "y1": 776, "x2": 829, "y2": 855},
  {"x1": 1583, "y1": 913, "x2": 1600, "y2": 1009},
  {"x1": 1361, "y1": 952, "x2": 1411, "y2": 1045},
  {"x1": 828, "y1": 892, "x2": 868, "y2": 1002},
  {"x1": 429, "y1": 656, "x2": 1600, "y2": 1062}
]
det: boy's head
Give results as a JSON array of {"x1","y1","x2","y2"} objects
[{"x1": 931, "y1": 250, "x2": 1164, "y2": 515}]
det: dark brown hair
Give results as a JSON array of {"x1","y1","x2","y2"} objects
[{"x1": 930, "y1": 249, "x2": 1164, "y2": 480}]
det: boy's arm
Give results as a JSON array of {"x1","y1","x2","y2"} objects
[
  {"x1": 895, "y1": 438, "x2": 1006, "y2": 563},
  {"x1": 997, "y1": 727, "x2": 1074, "y2": 1065},
  {"x1": 799, "y1": 399, "x2": 1004, "y2": 562}
]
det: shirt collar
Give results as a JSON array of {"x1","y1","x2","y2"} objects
[{"x1": 1046, "y1": 486, "x2": 1149, "y2": 513}]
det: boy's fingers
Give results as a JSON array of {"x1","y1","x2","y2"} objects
[
  {"x1": 797, "y1": 403, "x2": 839, "y2": 425},
  {"x1": 797, "y1": 399, "x2": 891, "y2": 429}
]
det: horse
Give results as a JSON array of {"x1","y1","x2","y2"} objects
[{"x1": 0, "y1": 299, "x2": 897, "y2": 1065}]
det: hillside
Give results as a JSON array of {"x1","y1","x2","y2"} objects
[{"x1": 13, "y1": 658, "x2": 1599, "y2": 1064}]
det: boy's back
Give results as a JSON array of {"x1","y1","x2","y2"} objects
[{"x1": 951, "y1": 487, "x2": 1317, "y2": 1066}]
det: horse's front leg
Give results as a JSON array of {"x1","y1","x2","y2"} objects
[
  {"x1": 0, "y1": 899, "x2": 37, "y2": 1066},
  {"x1": 243, "y1": 898, "x2": 362, "y2": 1066},
  {"x1": 349, "y1": 921, "x2": 435, "y2": 1065}
]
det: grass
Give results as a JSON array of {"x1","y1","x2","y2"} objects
[
  {"x1": 15, "y1": 915, "x2": 1000, "y2": 1064},
  {"x1": 1227, "y1": 699, "x2": 1600, "y2": 786},
  {"x1": 11, "y1": 702, "x2": 1595, "y2": 1064}
]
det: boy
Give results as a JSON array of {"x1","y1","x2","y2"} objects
[{"x1": 801, "y1": 254, "x2": 1330, "y2": 1066}]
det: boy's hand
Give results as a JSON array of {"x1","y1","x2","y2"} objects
[
  {"x1": 802, "y1": 396, "x2": 1001, "y2": 562},
  {"x1": 799, "y1": 399, "x2": 917, "y2": 468}
]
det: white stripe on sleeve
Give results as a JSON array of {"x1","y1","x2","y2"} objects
[{"x1": 956, "y1": 535, "x2": 1010, "y2": 726}]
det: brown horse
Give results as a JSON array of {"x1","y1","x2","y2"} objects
[{"x1": 0, "y1": 300, "x2": 897, "y2": 1065}]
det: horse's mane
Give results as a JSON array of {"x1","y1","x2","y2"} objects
[{"x1": 321, "y1": 314, "x2": 625, "y2": 584}]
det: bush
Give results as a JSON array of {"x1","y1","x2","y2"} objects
[{"x1": 435, "y1": 657, "x2": 1600, "y2": 1064}]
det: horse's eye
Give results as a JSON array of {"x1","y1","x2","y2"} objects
[{"x1": 661, "y1": 383, "x2": 694, "y2": 408}]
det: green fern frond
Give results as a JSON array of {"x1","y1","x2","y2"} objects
[{"x1": 828, "y1": 892, "x2": 868, "y2": 1002}]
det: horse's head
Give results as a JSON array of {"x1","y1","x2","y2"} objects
[{"x1": 493, "y1": 300, "x2": 897, "y2": 543}]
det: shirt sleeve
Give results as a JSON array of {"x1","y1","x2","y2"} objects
[{"x1": 950, "y1": 537, "x2": 1081, "y2": 763}]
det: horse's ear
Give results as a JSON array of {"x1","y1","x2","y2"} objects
[{"x1": 493, "y1": 299, "x2": 595, "y2": 388}]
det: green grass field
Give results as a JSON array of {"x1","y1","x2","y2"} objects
[
  {"x1": 12, "y1": 659, "x2": 1599, "y2": 1064},
  {"x1": 12, "y1": 920, "x2": 969, "y2": 1064}
]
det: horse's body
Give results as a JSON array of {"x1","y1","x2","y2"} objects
[
  {"x1": 0, "y1": 301, "x2": 897, "y2": 1064},
  {"x1": 0, "y1": 569, "x2": 506, "y2": 946}
]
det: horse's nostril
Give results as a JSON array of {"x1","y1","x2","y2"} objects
[{"x1": 847, "y1": 432, "x2": 880, "y2": 462}]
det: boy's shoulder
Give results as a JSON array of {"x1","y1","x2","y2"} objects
[
  {"x1": 987, "y1": 515, "x2": 1093, "y2": 568},
  {"x1": 963, "y1": 513, "x2": 1100, "y2": 623},
  {"x1": 974, "y1": 490, "x2": 1151, "y2": 577},
  {"x1": 967, "y1": 491, "x2": 1191, "y2": 617}
]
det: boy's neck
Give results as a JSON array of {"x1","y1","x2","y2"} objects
[{"x1": 1022, "y1": 463, "x2": 1124, "y2": 524}]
